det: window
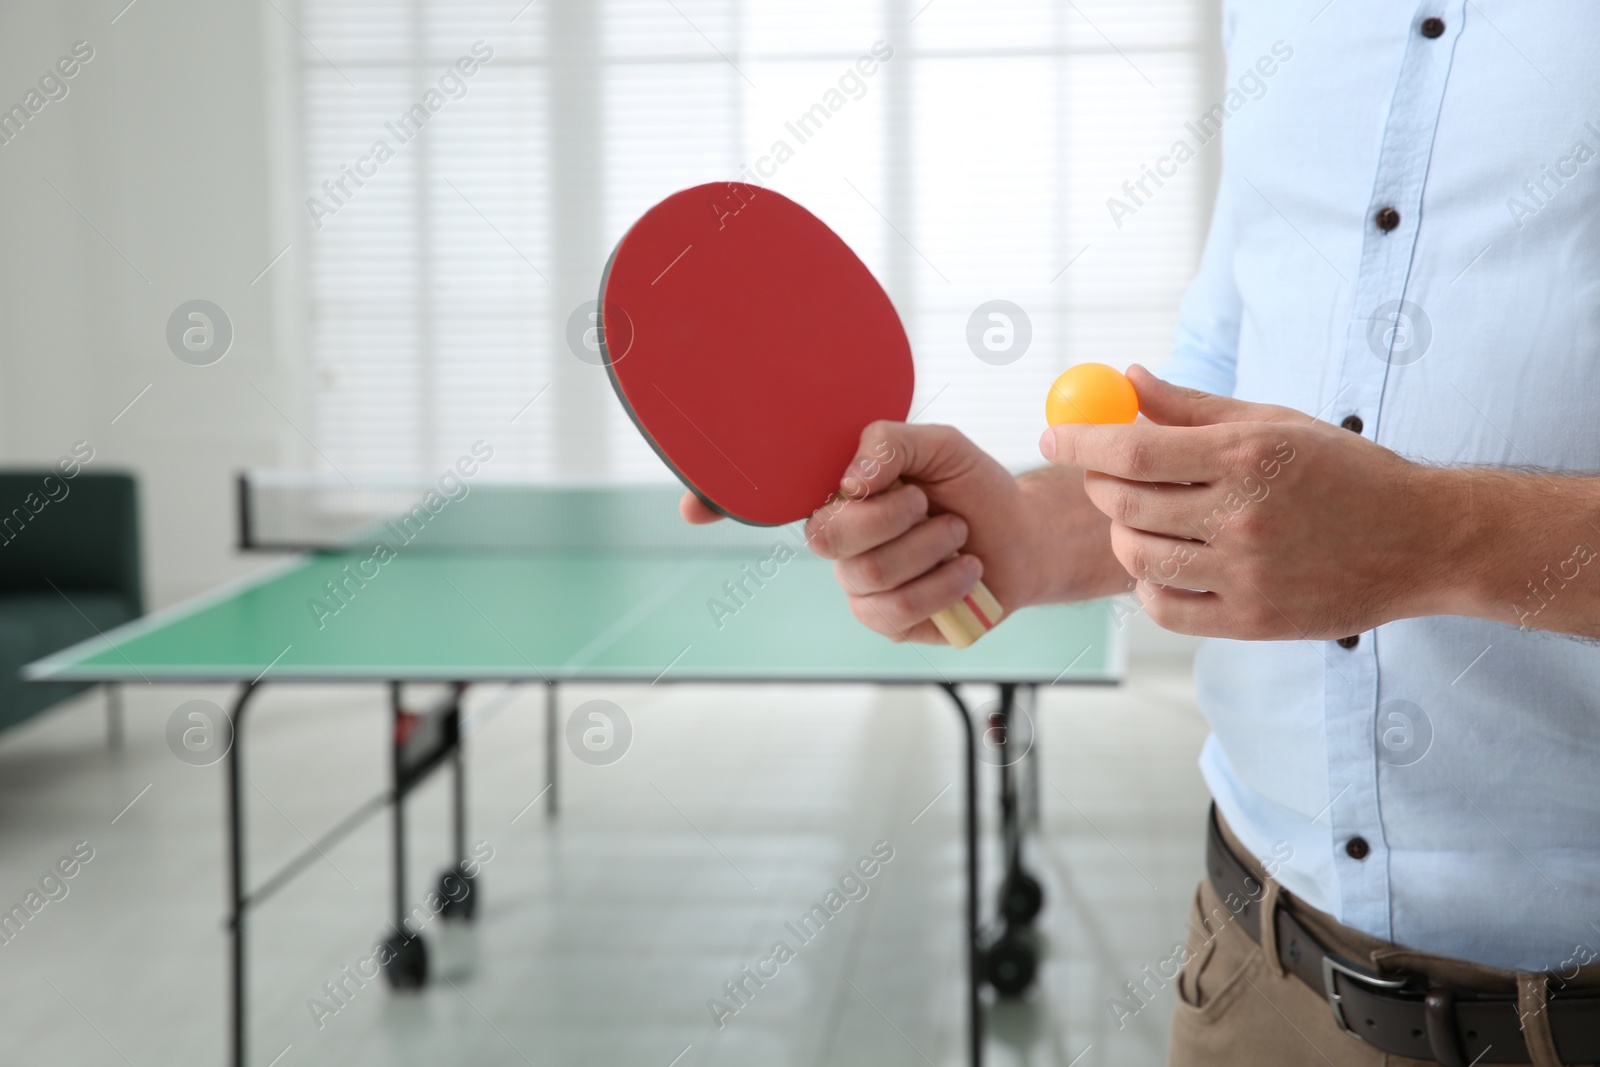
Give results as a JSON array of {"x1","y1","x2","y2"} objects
[{"x1": 297, "y1": 0, "x2": 1211, "y2": 480}]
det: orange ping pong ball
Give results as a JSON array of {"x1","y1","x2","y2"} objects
[{"x1": 1045, "y1": 363, "x2": 1139, "y2": 426}]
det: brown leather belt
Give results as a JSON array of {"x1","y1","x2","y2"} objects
[{"x1": 1206, "y1": 807, "x2": 1600, "y2": 1065}]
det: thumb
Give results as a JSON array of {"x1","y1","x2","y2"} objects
[
  {"x1": 839, "y1": 420, "x2": 980, "y2": 499},
  {"x1": 678, "y1": 490, "x2": 723, "y2": 525},
  {"x1": 1128, "y1": 364, "x2": 1263, "y2": 427}
]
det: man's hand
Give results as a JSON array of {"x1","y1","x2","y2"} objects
[
  {"x1": 811, "y1": 421, "x2": 1134, "y2": 642},
  {"x1": 1039, "y1": 365, "x2": 1469, "y2": 640},
  {"x1": 681, "y1": 420, "x2": 1129, "y2": 643}
]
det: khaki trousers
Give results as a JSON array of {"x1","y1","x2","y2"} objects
[{"x1": 1168, "y1": 814, "x2": 1600, "y2": 1067}]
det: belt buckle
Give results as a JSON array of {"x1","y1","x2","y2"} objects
[{"x1": 1321, "y1": 953, "x2": 1412, "y2": 1038}]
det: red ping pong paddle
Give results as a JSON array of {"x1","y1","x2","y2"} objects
[{"x1": 598, "y1": 182, "x2": 1003, "y2": 648}]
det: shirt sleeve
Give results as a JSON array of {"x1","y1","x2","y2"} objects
[{"x1": 1159, "y1": 176, "x2": 1242, "y2": 397}]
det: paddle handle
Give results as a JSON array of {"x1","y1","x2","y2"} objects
[
  {"x1": 875, "y1": 479, "x2": 1004, "y2": 648},
  {"x1": 929, "y1": 577, "x2": 1004, "y2": 649}
]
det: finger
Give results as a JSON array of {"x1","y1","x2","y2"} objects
[
  {"x1": 857, "y1": 616, "x2": 945, "y2": 644},
  {"x1": 839, "y1": 420, "x2": 985, "y2": 498},
  {"x1": 835, "y1": 513, "x2": 968, "y2": 595},
  {"x1": 1127, "y1": 364, "x2": 1300, "y2": 428},
  {"x1": 806, "y1": 482, "x2": 927, "y2": 560},
  {"x1": 1134, "y1": 581, "x2": 1223, "y2": 637},
  {"x1": 679, "y1": 491, "x2": 723, "y2": 525},
  {"x1": 842, "y1": 554, "x2": 983, "y2": 642},
  {"x1": 1109, "y1": 523, "x2": 1222, "y2": 591},
  {"x1": 1084, "y1": 471, "x2": 1223, "y2": 540},
  {"x1": 1041, "y1": 421, "x2": 1234, "y2": 484}
]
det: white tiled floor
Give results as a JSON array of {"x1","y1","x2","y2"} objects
[{"x1": 0, "y1": 658, "x2": 1209, "y2": 1066}]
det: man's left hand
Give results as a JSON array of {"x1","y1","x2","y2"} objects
[{"x1": 1038, "y1": 365, "x2": 1465, "y2": 640}]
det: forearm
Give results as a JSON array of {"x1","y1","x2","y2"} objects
[
  {"x1": 1015, "y1": 465, "x2": 1132, "y2": 607},
  {"x1": 1416, "y1": 466, "x2": 1600, "y2": 638}
]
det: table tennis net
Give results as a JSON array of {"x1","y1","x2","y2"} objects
[{"x1": 238, "y1": 472, "x2": 807, "y2": 555}]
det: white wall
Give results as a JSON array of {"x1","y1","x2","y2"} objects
[{"x1": 0, "y1": 0, "x2": 299, "y2": 607}]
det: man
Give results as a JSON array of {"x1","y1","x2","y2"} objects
[{"x1": 684, "y1": 2, "x2": 1600, "y2": 1064}]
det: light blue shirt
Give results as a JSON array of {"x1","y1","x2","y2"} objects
[{"x1": 1162, "y1": 0, "x2": 1600, "y2": 971}]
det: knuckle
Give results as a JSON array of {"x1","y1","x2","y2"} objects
[
  {"x1": 1232, "y1": 504, "x2": 1268, "y2": 540},
  {"x1": 941, "y1": 513, "x2": 969, "y2": 550},
  {"x1": 1126, "y1": 534, "x2": 1152, "y2": 575},
  {"x1": 927, "y1": 424, "x2": 977, "y2": 463},
  {"x1": 896, "y1": 483, "x2": 929, "y2": 523},
  {"x1": 861, "y1": 422, "x2": 902, "y2": 459},
  {"x1": 1112, "y1": 526, "x2": 1149, "y2": 579},
  {"x1": 1106, "y1": 482, "x2": 1141, "y2": 524},
  {"x1": 863, "y1": 419, "x2": 898, "y2": 443},
  {"x1": 1127, "y1": 441, "x2": 1158, "y2": 477},
  {"x1": 1127, "y1": 540, "x2": 1151, "y2": 580},
  {"x1": 853, "y1": 553, "x2": 887, "y2": 590},
  {"x1": 1215, "y1": 431, "x2": 1252, "y2": 472},
  {"x1": 1230, "y1": 428, "x2": 1276, "y2": 474},
  {"x1": 877, "y1": 587, "x2": 914, "y2": 623}
]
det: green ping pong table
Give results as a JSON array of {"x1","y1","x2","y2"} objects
[{"x1": 26, "y1": 482, "x2": 1122, "y2": 1067}]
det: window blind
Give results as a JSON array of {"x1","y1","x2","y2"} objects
[{"x1": 297, "y1": 0, "x2": 1209, "y2": 480}]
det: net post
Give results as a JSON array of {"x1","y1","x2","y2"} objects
[{"x1": 235, "y1": 472, "x2": 253, "y2": 552}]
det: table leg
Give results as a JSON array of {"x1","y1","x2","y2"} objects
[
  {"x1": 545, "y1": 681, "x2": 559, "y2": 818},
  {"x1": 105, "y1": 684, "x2": 124, "y2": 751},
  {"x1": 389, "y1": 682, "x2": 409, "y2": 937},
  {"x1": 226, "y1": 681, "x2": 261, "y2": 1067},
  {"x1": 1025, "y1": 684, "x2": 1041, "y2": 830},
  {"x1": 452, "y1": 683, "x2": 467, "y2": 868},
  {"x1": 996, "y1": 685, "x2": 1018, "y2": 887},
  {"x1": 940, "y1": 684, "x2": 983, "y2": 1067},
  {"x1": 988, "y1": 685, "x2": 1043, "y2": 996}
]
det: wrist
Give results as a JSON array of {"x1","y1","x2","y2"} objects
[
  {"x1": 1405, "y1": 465, "x2": 1583, "y2": 625},
  {"x1": 1015, "y1": 466, "x2": 1127, "y2": 608},
  {"x1": 1405, "y1": 465, "x2": 1494, "y2": 619}
]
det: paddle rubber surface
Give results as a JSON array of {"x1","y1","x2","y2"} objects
[{"x1": 599, "y1": 183, "x2": 913, "y2": 526}]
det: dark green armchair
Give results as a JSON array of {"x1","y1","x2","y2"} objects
[{"x1": 0, "y1": 470, "x2": 142, "y2": 743}]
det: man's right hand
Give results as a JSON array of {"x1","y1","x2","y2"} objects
[{"x1": 797, "y1": 421, "x2": 1130, "y2": 643}]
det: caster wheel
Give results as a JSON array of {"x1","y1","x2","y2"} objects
[
  {"x1": 381, "y1": 933, "x2": 428, "y2": 990},
  {"x1": 984, "y1": 932, "x2": 1037, "y2": 997},
  {"x1": 1000, "y1": 869, "x2": 1044, "y2": 926},
  {"x1": 437, "y1": 863, "x2": 478, "y2": 922}
]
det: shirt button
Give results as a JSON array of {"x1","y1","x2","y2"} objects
[
  {"x1": 1420, "y1": 17, "x2": 1446, "y2": 38},
  {"x1": 1337, "y1": 634, "x2": 1360, "y2": 648},
  {"x1": 1375, "y1": 206, "x2": 1401, "y2": 231},
  {"x1": 1340, "y1": 415, "x2": 1364, "y2": 434},
  {"x1": 1346, "y1": 836, "x2": 1371, "y2": 860}
]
